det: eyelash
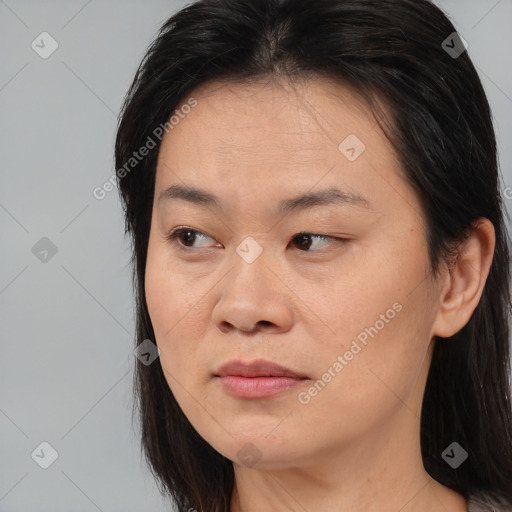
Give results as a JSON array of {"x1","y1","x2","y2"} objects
[{"x1": 165, "y1": 226, "x2": 347, "y2": 253}]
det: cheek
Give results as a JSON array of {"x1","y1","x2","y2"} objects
[
  {"x1": 306, "y1": 240, "x2": 433, "y2": 406},
  {"x1": 145, "y1": 238, "x2": 204, "y2": 339},
  {"x1": 306, "y1": 240, "x2": 426, "y2": 348},
  {"x1": 145, "y1": 243, "x2": 193, "y2": 370},
  {"x1": 289, "y1": 299, "x2": 432, "y2": 450},
  {"x1": 144, "y1": 241, "x2": 214, "y2": 404}
]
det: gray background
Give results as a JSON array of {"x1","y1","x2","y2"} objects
[{"x1": 1, "y1": 1, "x2": 511, "y2": 511}]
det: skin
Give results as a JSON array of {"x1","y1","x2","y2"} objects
[{"x1": 144, "y1": 76, "x2": 495, "y2": 511}]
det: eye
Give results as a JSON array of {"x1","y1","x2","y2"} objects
[
  {"x1": 290, "y1": 232, "x2": 341, "y2": 252},
  {"x1": 166, "y1": 227, "x2": 345, "y2": 253},
  {"x1": 166, "y1": 227, "x2": 219, "y2": 249}
]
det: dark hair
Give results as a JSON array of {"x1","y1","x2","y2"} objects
[{"x1": 114, "y1": 0, "x2": 512, "y2": 510}]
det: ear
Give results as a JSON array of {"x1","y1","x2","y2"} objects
[{"x1": 431, "y1": 218, "x2": 495, "y2": 339}]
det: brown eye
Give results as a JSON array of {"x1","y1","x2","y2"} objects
[
  {"x1": 166, "y1": 228, "x2": 217, "y2": 249},
  {"x1": 291, "y1": 233, "x2": 338, "y2": 252},
  {"x1": 178, "y1": 229, "x2": 198, "y2": 246}
]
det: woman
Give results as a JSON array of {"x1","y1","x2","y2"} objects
[{"x1": 114, "y1": 0, "x2": 512, "y2": 510}]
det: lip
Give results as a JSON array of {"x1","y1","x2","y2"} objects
[{"x1": 214, "y1": 359, "x2": 309, "y2": 398}]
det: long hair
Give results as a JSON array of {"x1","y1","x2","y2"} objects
[{"x1": 114, "y1": 1, "x2": 512, "y2": 510}]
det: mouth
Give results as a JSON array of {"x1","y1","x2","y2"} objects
[{"x1": 214, "y1": 359, "x2": 309, "y2": 398}]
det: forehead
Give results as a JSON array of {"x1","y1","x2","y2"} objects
[
  {"x1": 154, "y1": 76, "x2": 408, "y2": 217},
  {"x1": 159, "y1": 76, "x2": 381, "y2": 163}
]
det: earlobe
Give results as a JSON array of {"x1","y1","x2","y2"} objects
[{"x1": 431, "y1": 218, "x2": 495, "y2": 339}]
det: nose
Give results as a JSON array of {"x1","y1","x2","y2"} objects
[{"x1": 211, "y1": 241, "x2": 294, "y2": 336}]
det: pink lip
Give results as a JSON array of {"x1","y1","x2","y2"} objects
[{"x1": 215, "y1": 360, "x2": 309, "y2": 398}]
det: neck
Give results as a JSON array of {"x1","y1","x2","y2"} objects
[{"x1": 230, "y1": 406, "x2": 467, "y2": 512}]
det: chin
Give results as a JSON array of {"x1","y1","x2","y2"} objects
[{"x1": 204, "y1": 430, "x2": 307, "y2": 470}]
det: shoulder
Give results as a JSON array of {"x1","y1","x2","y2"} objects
[{"x1": 467, "y1": 491, "x2": 512, "y2": 512}]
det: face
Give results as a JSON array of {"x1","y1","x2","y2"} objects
[{"x1": 145, "y1": 77, "x2": 442, "y2": 470}]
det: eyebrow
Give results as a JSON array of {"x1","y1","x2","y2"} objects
[{"x1": 158, "y1": 183, "x2": 371, "y2": 214}]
